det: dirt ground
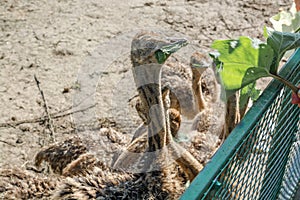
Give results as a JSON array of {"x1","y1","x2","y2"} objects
[{"x1": 0, "y1": 0, "x2": 292, "y2": 191}]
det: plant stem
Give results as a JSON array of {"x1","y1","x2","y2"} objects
[
  {"x1": 269, "y1": 73, "x2": 299, "y2": 94},
  {"x1": 294, "y1": 26, "x2": 300, "y2": 33}
]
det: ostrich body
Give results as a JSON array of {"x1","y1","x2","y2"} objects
[{"x1": 0, "y1": 168, "x2": 58, "y2": 199}]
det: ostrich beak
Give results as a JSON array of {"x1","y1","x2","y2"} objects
[
  {"x1": 160, "y1": 38, "x2": 188, "y2": 54},
  {"x1": 155, "y1": 38, "x2": 188, "y2": 64}
]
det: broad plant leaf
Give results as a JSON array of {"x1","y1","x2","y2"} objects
[
  {"x1": 270, "y1": 4, "x2": 300, "y2": 58},
  {"x1": 267, "y1": 28, "x2": 300, "y2": 73},
  {"x1": 284, "y1": 12, "x2": 300, "y2": 32},
  {"x1": 239, "y1": 83, "x2": 261, "y2": 110},
  {"x1": 212, "y1": 28, "x2": 300, "y2": 106},
  {"x1": 270, "y1": 3, "x2": 300, "y2": 33},
  {"x1": 212, "y1": 36, "x2": 273, "y2": 91}
]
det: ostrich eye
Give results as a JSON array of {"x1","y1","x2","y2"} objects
[{"x1": 155, "y1": 50, "x2": 168, "y2": 64}]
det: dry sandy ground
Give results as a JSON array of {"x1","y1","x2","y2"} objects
[{"x1": 0, "y1": 0, "x2": 292, "y2": 194}]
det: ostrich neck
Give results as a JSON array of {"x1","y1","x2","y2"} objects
[
  {"x1": 192, "y1": 68, "x2": 206, "y2": 111},
  {"x1": 132, "y1": 63, "x2": 168, "y2": 152}
]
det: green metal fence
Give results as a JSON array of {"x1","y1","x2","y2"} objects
[{"x1": 180, "y1": 49, "x2": 300, "y2": 200}]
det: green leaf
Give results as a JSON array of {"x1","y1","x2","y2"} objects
[
  {"x1": 241, "y1": 67, "x2": 270, "y2": 87},
  {"x1": 211, "y1": 37, "x2": 272, "y2": 90},
  {"x1": 270, "y1": 10, "x2": 295, "y2": 32},
  {"x1": 258, "y1": 42, "x2": 274, "y2": 71},
  {"x1": 155, "y1": 50, "x2": 168, "y2": 64},
  {"x1": 267, "y1": 28, "x2": 300, "y2": 73},
  {"x1": 209, "y1": 52, "x2": 221, "y2": 68},
  {"x1": 240, "y1": 83, "x2": 261, "y2": 110},
  {"x1": 263, "y1": 26, "x2": 269, "y2": 39},
  {"x1": 155, "y1": 39, "x2": 188, "y2": 64},
  {"x1": 269, "y1": 4, "x2": 300, "y2": 59},
  {"x1": 285, "y1": 12, "x2": 300, "y2": 32},
  {"x1": 291, "y1": 13, "x2": 300, "y2": 32},
  {"x1": 270, "y1": 3, "x2": 300, "y2": 33}
]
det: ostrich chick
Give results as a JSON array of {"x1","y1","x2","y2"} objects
[
  {"x1": 0, "y1": 168, "x2": 58, "y2": 199},
  {"x1": 113, "y1": 31, "x2": 202, "y2": 181},
  {"x1": 184, "y1": 52, "x2": 226, "y2": 164},
  {"x1": 190, "y1": 52, "x2": 225, "y2": 134}
]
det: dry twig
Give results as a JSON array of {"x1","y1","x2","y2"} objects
[
  {"x1": 0, "y1": 139, "x2": 16, "y2": 147},
  {"x1": 34, "y1": 75, "x2": 55, "y2": 141},
  {"x1": 0, "y1": 104, "x2": 97, "y2": 128}
]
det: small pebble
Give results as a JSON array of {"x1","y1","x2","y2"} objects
[
  {"x1": 19, "y1": 125, "x2": 30, "y2": 132},
  {"x1": 16, "y1": 138, "x2": 23, "y2": 144},
  {"x1": 0, "y1": 86, "x2": 7, "y2": 92},
  {"x1": 62, "y1": 87, "x2": 70, "y2": 93}
]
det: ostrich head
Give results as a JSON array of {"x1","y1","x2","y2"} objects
[
  {"x1": 131, "y1": 31, "x2": 188, "y2": 67},
  {"x1": 129, "y1": 31, "x2": 188, "y2": 152}
]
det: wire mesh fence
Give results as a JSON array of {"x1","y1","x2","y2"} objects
[{"x1": 180, "y1": 49, "x2": 300, "y2": 200}]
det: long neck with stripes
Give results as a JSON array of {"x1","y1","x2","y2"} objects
[{"x1": 132, "y1": 63, "x2": 168, "y2": 152}]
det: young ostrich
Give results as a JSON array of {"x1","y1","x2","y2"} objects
[
  {"x1": 0, "y1": 168, "x2": 58, "y2": 199},
  {"x1": 190, "y1": 51, "x2": 225, "y2": 136},
  {"x1": 113, "y1": 31, "x2": 202, "y2": 180},
  {"x1": 0, "y1": 129, "x2": 133, "y2": 199},
  {"x1": 185, "y1": 52, "x2": 225, "y2": 164}
]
